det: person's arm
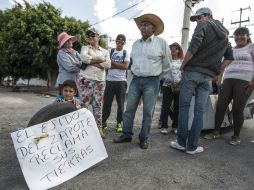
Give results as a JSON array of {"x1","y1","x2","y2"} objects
[
  {"x1": 80, "y1": 46, "x2": 105, "y2": 65},
  {"x1": 57, "y1": 51, "x2": 80, "y2": 73},
  {"x1": 111, "y1": 51, "x2": 130, "y2": 70},
  {"x1": 245, "y1": 43, "x2": 254, "y2": 95},
  {"x1": 181, "y1": 22, "x2": 207, "y2": 71},
  {"x1": 214, "y1": 43, "x2": 234, "y2": 84},
  {"x1": 180, "y1": 51, "x2": 193, "y2": 71},
  {"x1": 111, "y1": 61, "x2": 129, "y2": 70},
  {"x1": 161, "y1": 40, "x2": 171, "y2": 76},
  {"x1": 99, "y1": 50, "x2": 111, "y2": 69},
  {"x1": 214, "y1": 59, "x2": 232, "y2": 85}
]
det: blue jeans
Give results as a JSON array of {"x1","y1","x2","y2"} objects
[
  {"x1": 177, "y1": 71, "x2": 212, "y2": 151},
  {"x1": 123, "y1": 76, "x2": 160, "y2": 141}
]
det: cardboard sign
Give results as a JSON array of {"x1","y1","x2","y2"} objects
[{"x1": 11, "y1": 108, "x2": 108, "y2": 190}]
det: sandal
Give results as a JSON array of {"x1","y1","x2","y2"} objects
[{"x1": 204, "y1": 131, "x2": 220, "y2": 140}]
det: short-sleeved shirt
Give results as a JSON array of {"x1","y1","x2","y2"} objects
[
  {"x1": 163, "y1": 59, "x2": 182, "y2": 87},
  {"x1": 223, "y1": 43, "x2": 254, "y2": 82},
  {"x1": 106, "y1": 49, "x2": 130, "y2": 81}
]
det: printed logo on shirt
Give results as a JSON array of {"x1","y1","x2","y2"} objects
[{"x1": 111, "y1": 52, "x2": 124, "y2": 63}]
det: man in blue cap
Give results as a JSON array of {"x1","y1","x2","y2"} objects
[{"x1": 170, "y1": 7, "x2": 234, "y2": 154}]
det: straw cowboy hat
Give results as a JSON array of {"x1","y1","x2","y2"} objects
[
  {"x1": 56, "y1": 32, "x2": 77, "y2": 49},
  {"x1": 134, "y1": 13, "x2": 164, "y2": 36}
]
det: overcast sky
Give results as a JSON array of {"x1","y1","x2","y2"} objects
[{"x1": 1, "y1": 0, "x2": 254, "y2": 51}]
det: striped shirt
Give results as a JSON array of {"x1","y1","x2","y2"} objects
[
  {"x1": 130, "y1": 35, "x2": 171, "y2": 77},
  {"x1": 224, "y1": 43, "x2": 254, "y2": 82}
]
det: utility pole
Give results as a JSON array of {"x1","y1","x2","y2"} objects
[
  {"x1": 231, "y1": 6, "x2": 251, "y2": 27},
  {"x1": 181, "y1": 0, "x2": 203, "y2": 53}
]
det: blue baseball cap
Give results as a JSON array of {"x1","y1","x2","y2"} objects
[{"x1": 190, "y1": 7, "x2": 213, "y2": 22}]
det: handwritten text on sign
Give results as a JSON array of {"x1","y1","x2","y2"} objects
[{"x1": 11, "y1": 108, "x2": 108, "y2": 190}]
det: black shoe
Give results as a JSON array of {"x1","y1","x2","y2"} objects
[
  {"x1": 113, "y1": 135, "x2": 132, "y2": 143},
  {"x1": 139, "y1": 140, "x2": 148, "y2": 149}
]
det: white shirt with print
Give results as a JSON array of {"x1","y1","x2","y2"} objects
[{"x1": 107, "y1": 49, "x2": 130, "y2": 81}]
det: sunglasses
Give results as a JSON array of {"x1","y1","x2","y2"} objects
[
  {"x1": 87, "y1": 34, "x2": 96, "y2": 38},
  {"x1": 116, "y1": 40, "x2": 125, "y2": 45}
]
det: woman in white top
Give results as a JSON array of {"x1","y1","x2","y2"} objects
[
  {"x1": 159, "y1": 42, "x2": 184, "y2": 135},
  {"x1": 205, "y1": 27, "x2": 254, "y2": 145},
  {"x1": 78, "y1": 28, "x2": 111, "y2": 138}
]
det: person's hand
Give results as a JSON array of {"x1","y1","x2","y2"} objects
[
  {"x1": 213, "y1": 75, "x2": 219, "y2": 82},
  {"x1": 244, "y1": 81, "x2": 254, "y2": 96},
  {"x1": 73, "y1": 98, "x2": 81, "y2": 106}
]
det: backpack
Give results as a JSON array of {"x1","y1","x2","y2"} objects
[
  {"x1": 110, "y1": 48, "x2": 127, "y2": 62},
  {"x1": 108, "y1": 48, "x2": 127, "y2": 78}
]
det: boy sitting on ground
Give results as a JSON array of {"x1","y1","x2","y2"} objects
[{"x1": 55, "y1": 80, "x2": 81, "y2": 109}]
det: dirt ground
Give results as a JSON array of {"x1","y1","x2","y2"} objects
[{"x1": 1, "y1": 87, "x2": 254, "y2": 190}]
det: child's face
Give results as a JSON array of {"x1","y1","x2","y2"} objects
[{"x1": 62, "y1": 86, "x2": 76, "y2": 101}]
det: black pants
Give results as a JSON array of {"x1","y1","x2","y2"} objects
[
  {"x1": 159, "y1": 86, "x2": 179, "y2": 128},
  {"x1": 215, "y1": 78, "x2": 250, "y2": 136},
  {"x1": 102, "y1": 81, "x2": 127, "y2": 124}
]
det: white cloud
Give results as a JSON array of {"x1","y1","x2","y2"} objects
[
  {"x1": 93, "y1": 0, "x2": 187, "y2": 46},
  {"x1": 9, "y1": 0, "x2": 25, "y2": 6},
  {"x1": 93, "y1": 0, "x2": 140, "y2": 51}
]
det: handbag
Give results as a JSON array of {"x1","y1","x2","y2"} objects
[{"x1": 171, "y1": 82, "x2": 180, "y2": 93}]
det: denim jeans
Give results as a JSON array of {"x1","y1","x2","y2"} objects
[
  {"x1": 123, "y1": 76, "x2": 160, "y2": 141},
  {"x1": 177, "y1": 71, "x2": 212, "y2": 151},
  {"x1": 102, "y1": 81, "x2": 127, "y2": 124}
]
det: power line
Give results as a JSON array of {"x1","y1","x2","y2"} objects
[
  {"x1": 231, "y1": 6, "x2": 251, "y2": 27},
  {"x1": 128, "y1": 2, "x2": 150, "y2": 20},
  {"x1": 90, "y1": 0, "x2": 146, "y2": 27}
]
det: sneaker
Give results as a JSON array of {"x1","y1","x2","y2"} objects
[
  {"x1": 99, "y1": 127, "x2": 106, "y2": 139},
  {"x1": 160, "y1": 128, "x2": 168, "y2": 135},
  {"x1": 157, "y1": 121, "x2": 162, "y2": 129},
  {"x1": 186, "y1": 146, "x2": 204, "y2": 154},
  {"x1": 204, "y1": 130, "x2": 220, "y2": 140},
  {"x1": 170, "y1": 141, "x2": 186, "y2": 151},
  {"x1": 116, "y1": 123, "x2": 123, "y2": 133},
  {"x1": 171, "y1": 128, "x2": 177, "y2": 134},
  {"x1": 139, "y1": 139, "x2": 148, "y2": 149},
  {"x1": 102, "y1": 123, "x2": 108, "y2": 130},
  {"x1": 229, "y1": 136, "x2": 241, "y2": 145}
]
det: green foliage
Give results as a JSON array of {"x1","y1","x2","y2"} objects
[{"x1": 0, "y1": 1, "x2": 90, "y2": 88}]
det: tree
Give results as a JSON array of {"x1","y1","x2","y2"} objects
[{"x1": 0, "y1": 1, "x2": 90, "y2": 89}]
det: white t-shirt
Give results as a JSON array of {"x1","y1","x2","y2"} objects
[
  {"x1": 107, "y1": 49, "x2": 130, "y2": 81},
  {"x1": 163, "y1": 59, "x2": 182, "y2": 87},
  {"x1": 224, "y1": 43, "x2": 254, "y2": 82}
]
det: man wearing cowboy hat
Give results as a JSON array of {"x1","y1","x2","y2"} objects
[
  {"x1": 170, "y1": 7, "x2": 234, "y2": 154},
  {"x1": 114, "y1": 13, "x2": 172, "y2": 149}
]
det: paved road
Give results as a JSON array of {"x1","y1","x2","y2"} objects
[{"x1": 1, "y1": 88, "x2": 254, "y2": 190}]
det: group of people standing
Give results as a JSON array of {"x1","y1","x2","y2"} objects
[
  {"x1": 55, "y1": 6, "x2": 254, "y2": 154},
  {"x1": 56, "y1": 28, "x2": 129, "y2": 139}
]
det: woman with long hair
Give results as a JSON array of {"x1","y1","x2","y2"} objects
[
  {"x1": 159, "y1": 42, "x2": 184, "y2": 135},
  {"x1": 205, "y1": 27, "x2": 254, "y2": 145}
]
